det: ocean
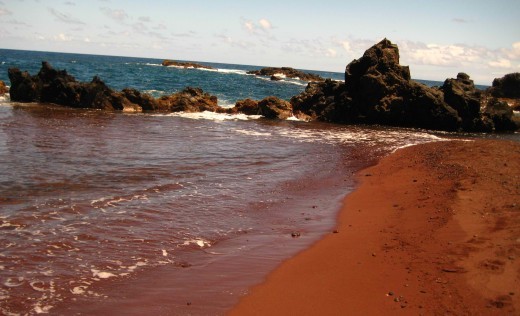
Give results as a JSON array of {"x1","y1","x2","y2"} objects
[{"x1": 0, "y1": 49, "x2": 496, "y2": 315}]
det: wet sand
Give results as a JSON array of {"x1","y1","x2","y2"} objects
[{"x1": 230, "y1": 139, "x2": 520, "y2": 315}]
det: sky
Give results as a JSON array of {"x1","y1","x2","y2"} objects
[{"x1": 0, "y1": 0, "x2": 519, "y2": 84}]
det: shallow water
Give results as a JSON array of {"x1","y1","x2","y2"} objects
[{"x1": 0, "y1": 100, "x2": 448, "y2": 315}]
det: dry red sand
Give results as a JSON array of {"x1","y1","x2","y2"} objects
[{"x1": 229, "y1": 139, "x2": 520, "y2": 315}]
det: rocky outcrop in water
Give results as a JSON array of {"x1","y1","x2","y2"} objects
[
  {"x1": 439, "y1": 73, "x2": 487, "y2": 131},
  {"x1": 291, "y1": 39, "x2": 518, "y2": 132},
  {"x1": 230, "y1": 98, "x2": 261, "y2": 115},
  {"x1": 8, "y1": 61, "x2": 218, "y2": 113},
  {"x1": 489, "y1": 73, "x2": 520, "y2": 99},
  {"x1": 224, "y1": 96, "x2": 294, "y2": 119},
  {"x1": 258, "y1": 96, "x2": 293, "y2": 119},
  {"x1": 162, "y1": 60, "x2": 215, "y2": 70},
  {"x1": 0, "y1": 80, "x2": 8, "y2": 95},
  {"x1": 247, "y1": 67, "x2": 324, "y2": 82},
  {"x1": 482, "y1": 98, "x2": 518, "y2": 131}
]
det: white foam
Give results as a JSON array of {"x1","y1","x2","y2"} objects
[
  {"x1": 91, "y1": 269, "x2": 116, "y2": 279},
  {"x1": 182, "y1": 238, "x2": 211, "y2": 248},
  {"x1": 197, "y1": 67, "x2": 218, "y2": 72},
  {"x1": 34, "y1": 304, "x2": 53, "y2": 314},
  {"x1": 4, "y1": 277, "x2": 24, "y2": 287},
  {"x1": 70, "y1": 286, "x2": 87, "y2": 295},
  {"x1": 145, "y1": 63, "x2": 161, "y2": 67},
  {"x1": 233, "y1": 129, "x2": 272, "y2": 137},
  {"x1": 0, "y1": 94, "x2": 10, "y2": 103},
  {"x1": 286, "y1": 115, "x2": 304, "y2": 121},
  {"x1": 272, "y1": 73, "x2": 287, "y2": 79},
  {"x1": 217, "y1": 69, "x2": 247, "y2": 75},
  {"x1": 167, "y1": 111, "x2": 262, "y2": 121}
]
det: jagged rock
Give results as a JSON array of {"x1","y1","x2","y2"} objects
[
  {"x1": 440, "y1": 73, "x2": 484, "y2": 131},
  {"x1": 162, "y1": 60, "x2": 215, "y2": 70},
  {"x1": 291, "y1": 79, "x2": 351, "y2": 122},
  {"x1": 258, "y1": 96, "x2": 293, "y2": 119},
  {"x1": 483, "y1": 98, "x2": 518, "y2": 131},
  {"x1": 247, "y1": 67, "x2": 324, "y2": 82},
  {"x1": 121, "y1": 88, "x2": 157, "y2": 111},
  {"x1": 233, "y1": 98, "x2": 260, "y2": 115},
  {"x1": 292, "y1": 39, "x2": 462, "y2": 131},
  {"x1": 8, "y1": 67, "x2": 41, "y2": 102},
  {"x1": 7, "y1": 62, "x2": 219, "y2": 113},
  {"x1": 489, "y1": 73, "x2": 520, "y2": 98},
  {"x1": 0, "y1": 80, "x2": 9, "y2": 95},
  {"x1": 158, "y1": 87, "x2": 219, "y2": 113},
  {"x1": 270, "y1": 75, "x2": 282, "y2": 81}
]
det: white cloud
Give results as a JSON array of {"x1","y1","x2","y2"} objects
[
  {"x1": 54, "y1": 33, "x2": 73, "y2": 41},
  {"x1": 489, "y1": 58, "x2": 512, "y2": 69},
  {"x1": 48, "y1": 8, "x2": 85, "y2": 24},
  {"x1": 139, "y1": 16, "x2": 151, "y2": 23},
  {"x1": 153, "y1": 23, "x2": 167, "y2": 31},
  {"x1": 326, "y1": 48, "x2": 337, "y2": 58},
  {"x1": 84, "y1": 37, "x2": 91, "y2": 42},
  {"x1": 452, "y1": 18, "x2": 469, "y2": 24},
  {"x1": 342, "y1": 41, "x2": 351, "y2": 52},
  {"x1": 0, "y1": 7, "x2": 12, "y2": 16},
  {"x1": 505, "y1": 41, "x2": 520, "y2": 59},
  {"x1": 243, "y1": 20, "x2": 255, "y2": 33},
  {"x1": 242, "y1": 18, "x2": 273, "y2": 35},
  {"x1": 100, "y1": 7, "x2": 128, "y2": 22},
  {"x1": 259, "y1": 18, "x2": 271, "y2": 30},
  {"x1": 402, "y1": 42, "x2": 482, "y2": 67}
]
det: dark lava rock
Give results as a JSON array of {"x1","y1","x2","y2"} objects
[
  {"x1": 483, "y1": 98, "x2": 518, "y2": 131},
  {"x1": 158, "y1": 87, "x2": 219, "y2": 113},
  {"x1": 489, "y1": 73, "x2": 520, "y2": 98},
  {"x1": 8, "y1": 62, "x2": 219, "y2": 113},
  {"x1": 292, "y1": 39, "x2": 461, "y2": 131},
  {"x1": 258, "y1": 96, "x2": 293, "y2": 119},
  {"x1": 440, "y1": 73, "x2": 485, "y2": 131},
  {"x1": 291, "y1": 38, "x2": 518, "y2": 132},
  {"x1": 162, "y1": 60, "x2": 215, "y2": 70},
  {"x1": 232, "y1": 98, "x2": 260, "y2": 115},
  {"x1": 247, "y1": 67, "x2": 324, "y2": 82}
]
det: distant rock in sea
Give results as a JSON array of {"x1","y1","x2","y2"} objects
[
  {"x1": 247, "y1": 67, "x2": 325, "y2": 82},
  {"x1": 290, "y1": 38, "x2": 519, "y2": 132},
  {"x1": 161, "y1": 60, "x2": 215, "y2": 70}
]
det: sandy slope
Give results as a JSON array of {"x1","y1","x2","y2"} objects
[{"x1": 229, "y1": 139, "x2": 520, "y2": 315}]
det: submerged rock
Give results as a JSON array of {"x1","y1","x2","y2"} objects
[
  {"x1": 247, "y1": 67, "x2": 324, "y2": 82},
  {"x1": 161, "y1": 60, "x2": 215, "y2": 70}
]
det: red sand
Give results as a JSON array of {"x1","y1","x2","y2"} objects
[{"x1": 230, "y1": 139, "x2": 520, "y2": 315}]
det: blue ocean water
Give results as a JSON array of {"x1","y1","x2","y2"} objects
[{"x1": 0, "y1": 49, "x2": 347, "y2": 107}]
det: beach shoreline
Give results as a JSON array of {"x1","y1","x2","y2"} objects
[{"x1": 229, "y1": 139, "x2": 520, "y2": 315}]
